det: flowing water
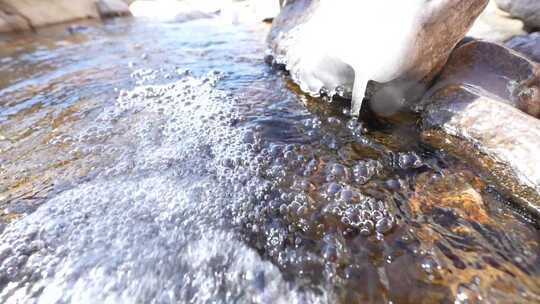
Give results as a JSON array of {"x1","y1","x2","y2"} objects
[{"x1": 0, "y1": 15, "x2": 539, "y2": 304}]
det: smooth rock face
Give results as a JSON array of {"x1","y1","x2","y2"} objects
[
  {"x1": 422, "y1": 82, "x2": 540, "y2": 218},
  {"x1": 422, "y1": 40, "x2": 540, "y2": 118},
  {"x1": 96, "y1": 0, "x2": 131, "y2": 18},
  {"x1": 506, "y1": 32, "x2": 540, "y2": 63},
  {"x1": 268, "y1": 0, "x2": 488, "y2": 116},
  {"x1": 494, "y1": 0, "x2": 540, "y2": 30}
]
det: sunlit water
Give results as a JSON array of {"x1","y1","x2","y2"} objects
[{"x1": 0, "y1": 16, "x2": 539, "y2": 303}]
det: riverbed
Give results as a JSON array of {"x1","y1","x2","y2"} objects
[{"x1": 0, "y1": 15, "x2": 539, "y2": 303}]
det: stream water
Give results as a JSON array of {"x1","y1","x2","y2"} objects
[{"x1": 0, "y1": 15, "x2": 539, "y2": 304}]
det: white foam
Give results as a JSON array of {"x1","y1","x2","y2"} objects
[{"x1": 0, "y1": 75, "x2": 326, "y2": 303}]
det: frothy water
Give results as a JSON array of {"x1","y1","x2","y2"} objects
[
  {"x1": 0, "y1": 17, "x2": 539, "y2": 303},
  {"x1": 0, "y1": 75, "x2": 315, "y2": 303}
]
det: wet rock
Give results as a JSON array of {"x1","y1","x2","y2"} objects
[
  {"x1": 494, "y1": 0, "x2": 540, "y2": 30},
  {"x1": 96, "y1": 0, "x2": 131, "y2": 18},
  {"x1": 467, "y1": 0, "x2": 526, "y2": 42},
  {"x1": 420, "y1": 40, "x2": 540, "y2": 118},
  {"x1": 506, "y1": 32, "x2": 540, "y2": 63},
  {"x1": 268, "y1": 0, "x2": 488, "y2": 116},
  {"x1": 420, "y1": 41, "x2": 540, "y2": 218},
  {"x1": 421, "y1": 85, "x2": 540, "y2": 218}
]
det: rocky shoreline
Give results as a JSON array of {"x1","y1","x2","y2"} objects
[{"x1": 269, "y1": 0, "x2": 540, "y2": 219}]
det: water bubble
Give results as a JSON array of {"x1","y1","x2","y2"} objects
[
  {"x1": 353, "y1": 162, "x2": 376, "y2": 184},
  {"x1": 326, "y1": 183, "x2": 342, "y2": 198},
  {"x1": 243, "y1": 130, "x2": 255, "y2": 144},
  {"x1": 322, "y1": 245, "x2": 338, "y2": 262},
  {"x1": 397, "y1": 152, "x2": 423, "y2": 170},
  {"x1": 327, "y1": 117, "x2": 341, "y2": 125},
  {"x1": 339, "y1": 189, "x2": 356, "y2": 203},
  {"x1": 279, "y1": 204, "x2": 289, "y2": 215},
  {"x1": 371, "y1": 210, "x2": 383, "y2": 220},
  {"x1": 329, "y1": 163, "x2": 347, "y2": 180},
  {"x1": 375, "y1": 217, "x2": 393, "y2": 234}
]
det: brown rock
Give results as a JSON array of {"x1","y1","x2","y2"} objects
[
  {"x1": 422, "y1": 40, "x2": 540, "y2": 118},
  {"x1": 421, "y1": 85, "x2": 540, "y2": 218}
]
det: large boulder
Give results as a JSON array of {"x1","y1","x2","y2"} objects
[
  {"x1": 421, "y1": 41, "x2": 540, "y2": 218},
  {"x1": 506, "y1": 32, "x2": 540, "y2": 63},
  {"x1": 268, "y1": 0, "x2": 489, "y2": 116},
  {"x1": 494, "y1": 0, "x2": 540, "y2": 30}
]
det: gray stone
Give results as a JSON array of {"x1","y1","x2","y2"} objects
[
  {"x1": 506, "y1": 32, "x2": 540, "y2": 63},
  {"x1": 494, "y1": 0, "x2": 540, "y2": 30}
]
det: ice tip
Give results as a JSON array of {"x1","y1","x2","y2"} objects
[{"x1": 351, "y1": 78, "x2": 367, "y2": 117}]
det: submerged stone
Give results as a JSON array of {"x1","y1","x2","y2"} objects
[
  {"x1": 268, "y1": 0, "x2": 488, "y2": 116},
  {"x1": 409, "y1": 171, "x2": 490, "y2": 224}
]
